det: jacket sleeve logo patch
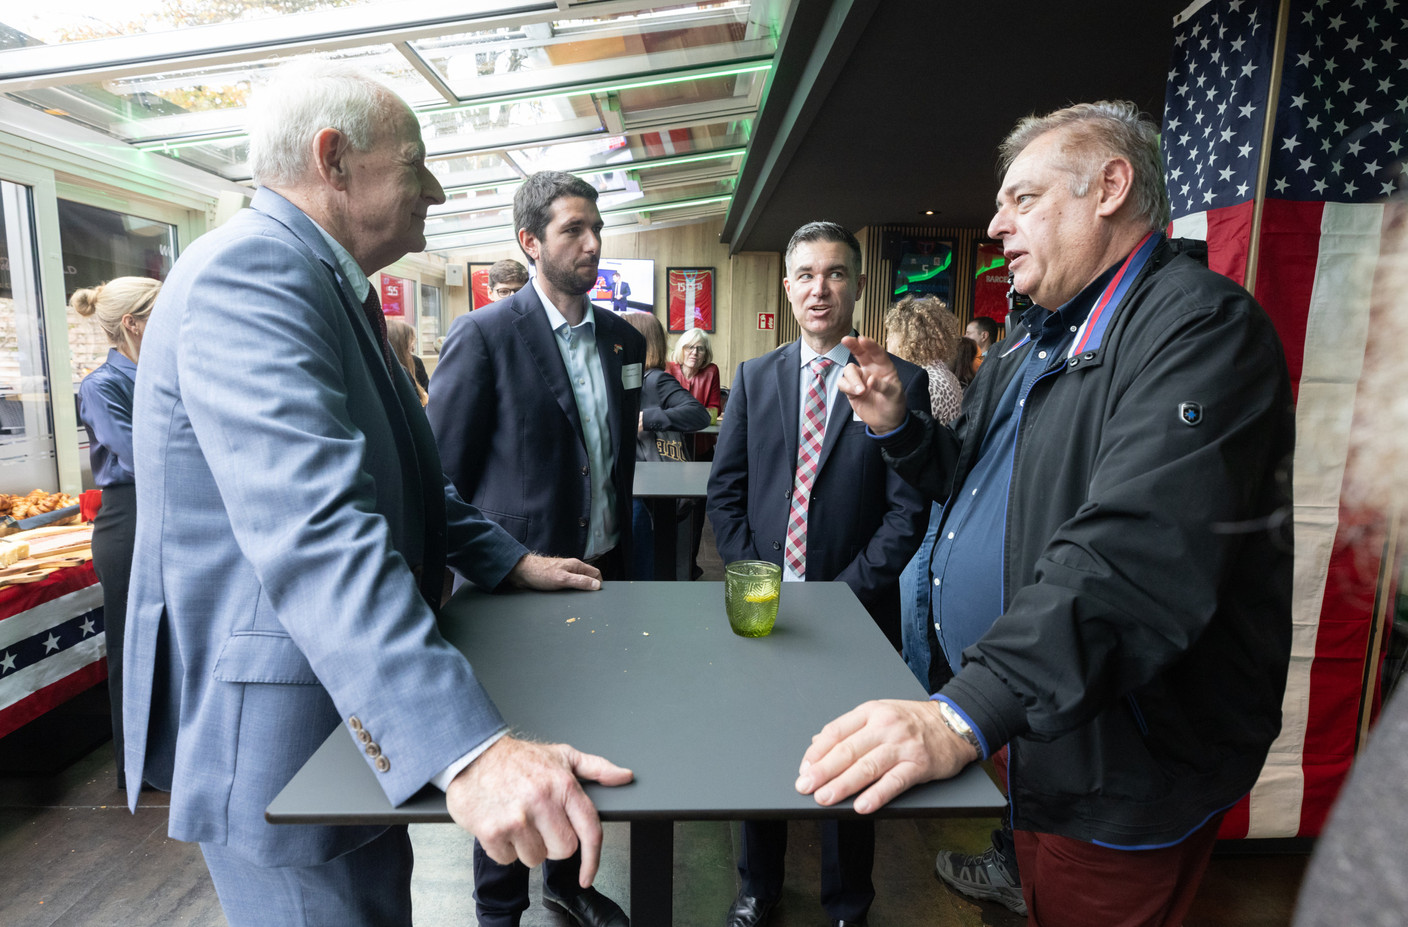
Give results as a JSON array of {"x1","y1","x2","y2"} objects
[{"x1": 1179, "y1": 401, "x2": 1203, "y2": 426}]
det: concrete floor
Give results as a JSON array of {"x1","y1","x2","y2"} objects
[{"x1": 0, "y1": 513, "x2": 1309, "y2": 926}]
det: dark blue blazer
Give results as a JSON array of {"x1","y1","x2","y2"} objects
[
  {"x1": 706, "y1": 341, "x2": 930, "y2": 646},
  {"x1": 429, "y1": 284, "x2": 645, "y2": 566}
]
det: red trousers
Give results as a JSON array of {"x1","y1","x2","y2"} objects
[{"x1": 994, "y1": 748, "x2": 1222, "y2": 927}]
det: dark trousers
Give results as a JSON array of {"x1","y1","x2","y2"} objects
[
  {"x1": 738, "y1": 819, "x2": 876, "y2": 922},
  {"x1": 475, "y1": 544, "x2": 623, "y2": 924},
  {"x1": 90, "y1": 483, "x2": 136, "y2": 788},
  {"x1": 473, "y1": 845, "x2": 587, "y2": 926}
]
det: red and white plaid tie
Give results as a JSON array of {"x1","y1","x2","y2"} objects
[{"x1": 785, "y1": 356, "x2": 834, "y2": 577}]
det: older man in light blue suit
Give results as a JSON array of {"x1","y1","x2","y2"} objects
[{"x1": 122, "y1": 62, "x2": 632, "y2": 927}]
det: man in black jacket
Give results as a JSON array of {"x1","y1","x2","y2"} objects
[{"x1": 793, "y1": 101, "x2": 1294, "y2": 926}]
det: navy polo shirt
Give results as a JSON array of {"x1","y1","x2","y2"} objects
[{"x1": 928, "y1": 263, "x2": 1120, "y2": 673}]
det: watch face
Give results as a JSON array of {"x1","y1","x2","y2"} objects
[{"x1": 939, "y1": 702, "x2": 978, "y2": 746}]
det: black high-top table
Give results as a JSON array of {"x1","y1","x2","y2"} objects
[{"x1": 268, "y1": 581, "x2": 1004, "y2": 923}]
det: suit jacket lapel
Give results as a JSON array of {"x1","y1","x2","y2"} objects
[
  {"x1": 773, "y1": 341, "x2": 802, "y2": 464},
  {"x1": 511, "y1": 288, "x2": 583, "y2": 443}
]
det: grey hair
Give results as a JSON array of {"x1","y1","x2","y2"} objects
[
  {"x1": 998, "y1": 100, "x2": 1170, "y2": 231},
  {"x1": 671, "y1": 327, "x2": 713, "y2": 368},
  {"x1": 247, "y1": 60, "x2": 399, "y2": 188}
]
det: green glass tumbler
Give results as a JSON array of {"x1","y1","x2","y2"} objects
[{"x1": 724, "y1": 560, "x2": 782, "y2": 637}]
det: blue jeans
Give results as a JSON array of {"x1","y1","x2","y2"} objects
[{"x1": 899, "y1": 502, "x2": 942, "y2": 689}]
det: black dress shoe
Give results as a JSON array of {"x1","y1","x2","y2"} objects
[
  {"x1": 725, "y1": 891, "x2": 778, "y2": 927},
  {"x1": 542, "y1": 886, "x2": 629, "y2": 927}
]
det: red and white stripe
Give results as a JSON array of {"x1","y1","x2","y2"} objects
[
  {"x1": 0, "y1": 563, "x2": 106, "y2": 739},
  {"x1": 1172, "y1": 200, "x2": 1387, "y2": 838},
  {"x1": 641, "y1": 128, "x2": 693, "y2": 159}
]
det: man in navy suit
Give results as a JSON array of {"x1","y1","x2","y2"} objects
[
  {"x1": 610, "y1": 270, "x2": 632, "y2": 312},
  {"x1": 706, "y1": 221, "x2": 930, "y2": 927},
  {"x1": 122, "y1": 65, "x2": 633, "y2": 927},
  {"x1": 428, "y1": 171, "x2": 645, "y2": 927}
]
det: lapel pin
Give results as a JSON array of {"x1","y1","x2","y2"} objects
[
  {"x1": 1179, "y1": 401, "x2": 1203, "y2": 426},
  {"x1": 614, "y1": 343, "x2": 623, "y2": 354}
]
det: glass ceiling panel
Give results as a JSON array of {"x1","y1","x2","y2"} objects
[
  {"x1": 617, "y1": 69, "x2": 758, "y2": 112},
  {"x1": 421, "y1": 94, "x2": 603, "y2": 150},
  {"x1": 0, "y1": 0, "x2": 792, "y2": 253},
  {"x1": 5, "y1": 0, "x2": 381, "y2": 45},
  {"x1": 426, "y1": 176, "x2": 733, "y2": 243},
  {"x1": 415, "y1": 19, "x2": 769, "y2": 102},
  {"x1": 427, "y1": 152, "x2": 519, "y2": 190},
  {"x1": 12, "y1": 44, "x2": 440, "y2": 147},
  {"x1": 505, "y1": 120, "x2": 750, "y2": 175},
  {"x1": 509, "y1": 135, "x2": 633, "y2": 174}
]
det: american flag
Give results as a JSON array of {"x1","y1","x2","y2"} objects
[
  {"x1": 0, "y1": 564, "x2": 106, "y2": 738},
  {"x1": 1165, "y1": 0, "x2": 1408, "y2": 840}
]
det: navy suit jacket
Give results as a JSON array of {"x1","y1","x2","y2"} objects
[
  {"x1": 706, "y1": 341, "x2": 930, "y2": 646},
  {"x1": 428, "y1": 284, "x2": 645, "y2": 569},
  {"x1": 123, "y1": 188, "x2": 527, "y2": 867}
]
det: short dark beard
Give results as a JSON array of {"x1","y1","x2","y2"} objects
[{"x1": 541, "y1": 256, "x2": 595, "y2": 297}]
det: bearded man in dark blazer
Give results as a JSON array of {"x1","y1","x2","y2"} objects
[{"x1": 427, "y1": 170, "x2": 645, "y2": 927}]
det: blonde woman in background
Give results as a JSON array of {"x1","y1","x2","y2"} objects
[
  {"x1": 385, "y1": 318, "x2": 428, "y2": 405},
  {"x1": 72, "y1": 276, "x2": 160, "y2": 788},
  {"x1": 621, "y1": 311, "x2": 709, "y2": 580},
  {"x1": 667, "y1": 327, "x2": 723, "y2": 580},
  {"x1": 666, "y1": 328, "x2": 722, "y2": 430},
  {"x1": 882, "y1": 294, "x2": 964, "y2": 691}
]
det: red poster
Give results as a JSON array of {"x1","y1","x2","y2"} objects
[
  {"x1": 667, "y1": 267, "x2": 714, "y2": 332},
  {"x1": 379, "y1": 274, "x2": 412, "y2": 317},
  {"x1": 972, "y1": 242, "x2": 1009, "y2": 322},
  {"x1": 470, "y1": 264, "x2": 493, "y2": 310}
]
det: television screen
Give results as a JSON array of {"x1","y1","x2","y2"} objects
[{"x1": 590, "y1": 258, "x2": 655, "y2": 313}]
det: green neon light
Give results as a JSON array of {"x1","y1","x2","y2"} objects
[
  {"x1": 426, "y1": 62, "x2": 773, "y2": 115},
  {"x1": 133, "y1": 131, "x2": 246, "y2": 152},
  {"x1": 891, "y1": 252, "x2": 952, "y2": 296},
  {"x1": 132, "y1": 59, "x2": 770, "y2": 154},
  {"x1": 438, "y1": 147, "x2": 744, "y2": 195},
  {"x1": 974, "y1": 255, "x2": 1007, "y2": 277},
  {"x1": 429, "y1": 194, "x2": 733, "y2": 244}
]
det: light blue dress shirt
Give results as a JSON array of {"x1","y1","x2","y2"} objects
[{"x1": 531, "y1": 275, "x2": 619, "y2": 560}]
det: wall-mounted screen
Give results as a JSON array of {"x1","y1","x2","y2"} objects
[{"x1": 590, "y1": 258, "x2": 655, "y2": 313}]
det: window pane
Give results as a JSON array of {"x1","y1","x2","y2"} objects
[
  {"x1": 0, "y1": 180, "x2": 58, "y2": 493},
  {"x1": 57, "y1": 200, "x2": 176, "y2": 488}
]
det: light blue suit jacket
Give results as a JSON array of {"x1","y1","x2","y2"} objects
[{"x1": 123, "y1": 188, "x2": 525, "y2": 867}]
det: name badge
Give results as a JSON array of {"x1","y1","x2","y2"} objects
[{"x1": 622, "y1": 362, "x2": 643, "y2": 389}]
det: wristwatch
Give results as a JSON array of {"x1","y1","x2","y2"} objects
[{"x1": 936, "y1": 700, "x2": 981, "y2": 752}]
